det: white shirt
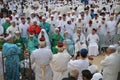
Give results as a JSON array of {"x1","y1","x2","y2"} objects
[
  {"x1": 6, "y1": 25, "x2": 19, "y2": 37},
  {"x1": 106, "y1": 20, "x2": 117, "y2": 36},
  {"x1": 65, "y1": 23, "x2": 75, "y2": 37},
  {"x1": 68, "y1": 59, "x2": 89, "y2": 80},
  {"x1": 87, "y1": 33, "x2": 99, "y2": 43},
  {"x1": 101, "y1": 52, "x2": 120, "y2": 80},
  {"x1": 19, "y1": 23, "x2": 29, "y2": 38}
]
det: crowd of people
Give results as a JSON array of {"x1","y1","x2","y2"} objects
[{"x1": 0, "y1": 0, "x2": 120, "y2": 80}]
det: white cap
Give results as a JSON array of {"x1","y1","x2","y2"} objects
[
  {"x1": 4, "y1": 34, "x2": 12, "y2": 40},
  {"x1": 55, "y1": 28, "x2": 59, "y2": 31},
  {"x1": 51, "y1": 15, "x2": 54, "y2": 17},
  {"x1": 6, "y1": 18, "x2": 10, "y2": 20},
  {"x1": 59, "y1": 15, "x2": 62, "y2": 17},
  {"x1": 42, "y1": 16, "x2": 46, "y2": 19},
  {"x1": 15, "y1": 14, "x2": 19, "y2": 18},
  {"x1": 91, "y1": 73, "x2": 103, "y2": 80},
  {"x1": 67, "y1": 12, "x2": 70, "y2": 14},
  {"x1": 88, "y1": 65, "x2": 98, "y2": 74},
  {"x1": 30, "y1": 11, "x2": 34, "y2": 14},
  {"x1": 29, "y1": 33, "x2": 34, "y2": 37},
  {"x1": 11, "y1": 20, "x2": 16, "y2": 23},
  {"x1": 108, "y1": 45, "x2": 117, "y2": 50},
  {"x1": 32, "y1": 18, "x2": 37, "y2": 22}
]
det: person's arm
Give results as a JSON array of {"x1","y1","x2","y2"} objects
[{"x1": 101, "y1": 56, "x2": 112, "y2": 67}]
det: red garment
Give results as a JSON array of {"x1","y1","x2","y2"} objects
[{"x1": 28, "y1": 25, "x2": 41, "y2": 35}]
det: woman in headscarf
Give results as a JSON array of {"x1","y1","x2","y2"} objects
[{"x1": 38, "y1": 29, "x2": 51, "y2": 49}]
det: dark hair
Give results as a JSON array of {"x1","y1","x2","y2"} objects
[
  {"x1": 80, "y1": 49, "x2": 88, "y2": 58},
  {"x1": 82, "y1": 70, "x2": 92, "y2": 80}
]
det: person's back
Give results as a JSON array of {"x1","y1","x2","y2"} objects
[
  {"x1": 31, "y1": 48, "x2": 52, "y2": 66},
  {"x1": 31, "y1": 37, "x2": 53, "y2": 80},
  {"x1": 2, "y1": 35, "x2": 20, "y2": 80}
]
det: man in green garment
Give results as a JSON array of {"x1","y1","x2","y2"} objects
[
  {"x1": 2, "y1": 18, "x2": 11, "y2": 35},
  {"x1": 50, "y1": 28, "x2": 63, "y2": 54},
  {"x1": 26, "y1": 33, "x2": 39, "y2": 54},
  {"x1": 13, "y1": 31, "x2": 25, "y2": 60},
  {"x1": 39, "y1": 17, "x2": 50, "y2": 34}
]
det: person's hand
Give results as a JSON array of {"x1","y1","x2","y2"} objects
[
  {"x1": 80, "y1": 42, "x2": 83, "y2": 44},
  {"x1": 76, "y1": 39, "x2": 79, "y2": 43},
  {"x1": 9, "y1": 30, "x2": 11, "y2": 33},
  {"x1": 107, "y1": 32, "x2": 110, "y2": 34}
]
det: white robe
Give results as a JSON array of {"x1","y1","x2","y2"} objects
[
  {"x1": 0, "y1": 52, "x2": 3, "y2": 80},
  {"x1": 87, "y1": 33, "x2": 99, "y2": 56},
  {"x1": 31, "y1": 48, "x2": 53, "y2": 80},
  {"x1": 117, "y1": 23, "x2": 120, "y2": 34},
  {"x1": 50, "y1": 52, "x2": 71, "y2": 80},
  {"x1": 97, "y1": 22, "x2": 107, "y2": 36},
  {"x1": 65, "y1": 23, "x2": 75, "y2": 37},
  {"x1": 101, "y1": 52, "x2": 120, "y2": 80},
  {"x1": 106, "y1": 20, "x2": 117, "y2": 36},
  {"x1": 73, "y1": 33, "x2": 87, "y2": 53},
  {"x1": 0, "y1": 26, "x2": 3, "y2": 35},
  {"x1": 19, "y1": 23, "x2": 29, "y2": 38},
  {"x1": 68, "y1": 59, "x2": 89, "y2": 80},
  {"x1": 6, "y1": 25, "x2": 19, "y2": 37}
]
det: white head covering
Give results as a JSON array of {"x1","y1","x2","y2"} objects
[
  {"x1": 91, "y1": 73, "x2": 103, "y2": 80},
  {"x1": 55, "y1": 28, "x2": 59, "y2": 31},
  {"x1": 15, "y1": 14, "x2": 19, "y2": 18},
  {"x1": 29, "y1": 33, "x2": 34, "y2": 37},
  {"x1": 88, "y1": 65, "x2": 98, "y2": 74},
  {"x1": 6, "y1": 18, "x2": 10, "y2": 21},
  {"x1": 42, "y1": 16, "x2": 46, "y2": 19},
  {"x1": 38, "y1": 29, "x2": 51, "y2": 48},
  {"x1": 108, "y1": 45, "x2": 117, "y2": 50}
]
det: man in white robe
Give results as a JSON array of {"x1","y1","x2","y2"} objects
[
  {"x1": 19, "y1": 17, "x2": 29, "y2": 39},
  {"x1": 65, "y1": 18, "x2": 75, "y2": 37},
  {"x1": 87, "y1": 28, "x2": 99, "y2": 56},
  {"x1": 47, "y1": 15, "x2": 57, "y2": 33},
  {"x1": 68, "y1": 49, "x2": 89, "y2": 80},
  {"x1": 73, "y1": 27, "x2": 87, "y2": 53},
  {"x1": 106, "y1": 15, "x2": 117, "y2": 36},
  {"x1": 50, "y1": 42, "x2": 71, "y2": 80},
  {"x1": 31, "y1": 37, "x2": 53, "y2": 80},
  {"x1": 101, "y1": 45, "x2": 120, "y2": 80},
  {"x1": 6, "y1": 20, "x2": 19, "y2": 37},
  {"x1": 97, "y1": 18, "x2": 107, "y2": 36}
]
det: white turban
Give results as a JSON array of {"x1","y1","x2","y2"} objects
[
  {"x1": 88, "y1": 65, "x2": 98, "y2": 74},
  {"x1": 91, "y1": 73, "x2": 103, "y2": 80}
]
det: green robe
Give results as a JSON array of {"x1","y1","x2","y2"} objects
[
  {"x1": 2, "y1": 23, "x2": 11, "y2": 34},
  {"x1": 14, "y1": 36, "x2": 24, "y2": 60},
  {"x1": 40, "y1": 22, "x2": 50, "y2": 34},
  {"x1": 26, "y1": 36, "x2": 38, "y2": 54},
  {"x1": 50, "y1": 33, "x2": 63, "y2": 54}
]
